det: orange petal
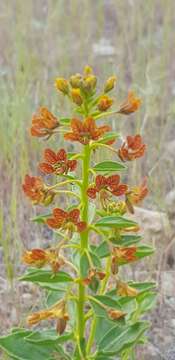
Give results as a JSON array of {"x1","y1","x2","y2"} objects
[
  {"x1": 39, "y1": 163, "x2": 54, "y2": 174},
  {"x1": 44, "y1": 148, "x2": 58, "y2": 164}
]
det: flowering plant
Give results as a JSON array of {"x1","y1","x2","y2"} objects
[{"x1": 0, "y1": 66, "x2": 156, "y2": 360}]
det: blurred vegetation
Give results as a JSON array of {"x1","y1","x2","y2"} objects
[{"x1": 0, "y1": 0, "x2": 175, "y2": 289}]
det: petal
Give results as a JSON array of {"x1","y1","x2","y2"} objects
[
  {"x1": 71, "y1": 118, "x2": 83, "y2": 134},
  {"x1": 39, "y1": 162, "x2": 54, "y2": 174},
  {"x1": 53, "y1": 208, "x2": 67, "y2": 221},
  {"x1": 44, "y1": 148, "x2": 58, "y2": 164},
  {"x1": 112, "y1": 184, "x2": 128, "y2": 196},
  {"x1": 47, "y1": 218, "x2": 61, "y2": 229},
  {"x1": 64, "y1": 133, "x2": 80, "y2": 142},
  {"x1": 57, "y1": 148, "x2": 67, "y2": 162},
  {"x1": 84, "y1": 117, "x2": 96, "y2": 133},
  {"x1": 95, "y1": 175, "x2": 106, "y2": 190},
  {"x1": 87, "y1": 187, "x2": 97, "y2": 199},
  {"x1": 67, "y1": 160, "x2": 77, "y2": 171},
  {"x1": 76, "y1": 221, "x2": 86, "y2": 232},
  {"x1": 126, "y1": 135, "x2": 134, "y2": 148},
  {"x1": 69, "y1": 209, "x2": 80, "y2": 223},
  {"x1": 107, "y1": 175, "x2": 120, "y2": 187}
]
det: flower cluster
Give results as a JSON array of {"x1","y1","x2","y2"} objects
[
  {"x1": 22, "y1": 248, "x2": 65, "y2": 272},
  {"x1": 87, "y1": 175, "x2": 128, "y2": 208},
  {"x1": 27, "y1": 300, "x2": 69, "y2": 335},
  {"x1": 46, "y1": 208, "x2": 86, "y2": 234},
  {"x1": 22, "y1": 175, "x2": 55, "y2": 205},
  {"x1": 31, "y1": 107, "x2": 59, "y2": 138},
  {"x1": 39, "y1": 148, "x2": 77, "y2": 175},
  {"x1": 64, "y1": 117, "x2": 111, "y2": 145}
]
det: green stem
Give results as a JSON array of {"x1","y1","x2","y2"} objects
[{"x1": 77, "y1": 144, "x2": 91, "y2": 358}]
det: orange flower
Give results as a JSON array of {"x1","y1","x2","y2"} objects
[
  {"x1": 87, "y1": 175, "x2": 128, "y2": 208},
  {"x1": 112, "y1": 246, "x2": 137, "y2": 264},
  {"x1": 118, "y1": 135, "x2": 146, "y2": 162},
  {"x1": 82, "y1": 268, "x2": 105, "y2": 286},
  {"x1": 116, "y1": 280, "x2": 139, "y2": 297},
  {"x1": 27, "y1": 300, "x2": 69, "y2": 334},
  {"x1": 97, "y1": 95, "x2": 113, "y2": 112},
  {"x1": 47, "y1": 208, "x2": 86, "y2": 233},
  {"x1": 22, "y1": 175, "x2": 55, "y2": 205},
  {"x1": 22, "y1": 248, "x2": 65, "y2": 272},
  {"x1": 107, "y1": 309, "x2": 126, "y2": 320},
  {"x1": 125, "y1": 178, "x2": 148, "y2": 214},
  {"x1": 31, "y1": 107, "x2": 59, "y2": 138},
  {"x1": 64, "y1": 117, "x2": 110, "y2": 145},
  {"x1": 118, "y1": 91, "x2": 141, "y2": 115},
  {"x1": 39, "y1": 148, "x2": 77, "y2": 175}
]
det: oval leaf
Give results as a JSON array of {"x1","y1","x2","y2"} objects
[
  {"x1": 95, "y1": 216, "x2": 137, "y2": 229},
  {"x1": 93, "y1": 161, "x2": 126, "y2": 173},
  {"x1": 19, "y1": 269, "x2": 73, "y2": 284}
]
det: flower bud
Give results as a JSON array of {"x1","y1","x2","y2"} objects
[
  {"x1": 69, "y1": 73, "x2": 82, "y2": 88},
  {"x1": 82, "y1": 75, "x2": 97, "y2": 94},
  {"x1": 71, "y1": 88, "x2": 83, "y2": 106},
  {"x1": 84, "y1": 65, "x2": 93, "y2": 75},
  {"x1": 97, "y1": 95, "x2": 113, "y2": 112},
  {"x1": 43, "y1": 191, "x2": 55, "y2": 206},
  {"x1": 104, "y1": 76, "x2": 117, "y2": 93},
  {"x1": 55, "y1": 78, "x2": 69, "y2": 95}
]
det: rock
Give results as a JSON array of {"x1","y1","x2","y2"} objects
[{"x1": 134, "y1": 207, "x2": 169, "y2": 236}]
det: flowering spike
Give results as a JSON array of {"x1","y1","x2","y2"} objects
[{"x1": 5, "y1": 65, "x2": 154, "y2": 360}]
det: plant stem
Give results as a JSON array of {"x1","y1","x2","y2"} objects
[{"x1": 77, "y1": 143, "x2": 91, "y2": 358}]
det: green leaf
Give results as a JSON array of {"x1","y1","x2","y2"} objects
[
  {"x1": 0, "y1": 330, "x2": 61, "y2": 360},
  {"x1": 135, "y1": 245, "x2": 155, "y2": 259},
  {"x1": 93, "y1": 295, "x2": 123, "y2": 309},
  {"x1": 110, "y1": 234, "x2": 142, "y2": 246},
  {"x1": 95, "y1": 131, "x2": 120, "y2": 144},
  {"x1": 31, "y1": 213, "x2": 51, "y2": 223},
  {"x1": 60, "y1": 117, "x2": 71, "y2": 125},
  {"x1": 136, "y1": 291, "x2": 157, "y2": 313},
  {"x1": 128, "y1": 281, "x2": 157, "y2": 293},
  {"x1": 46, "y1": 286, "x2": 66, "y2": 307},
  {"x1": 37, "y1": 282, "x2": 68, "y2": 291},
  {"x1": 93, "y1": 161, "x2": 126, "y2": 173},
  {"x1": 98, "y1": 321, "x2": 149, "y2": 355},
  {"x1": 89, "y1": 250, "x2": 101, "y2": 268},
  {"x1": 95, "y1": 317, "x2": 121, "y2": 345},
  {"x1": 95, "y1": 216, "x2": 137, "y2": 229},
  {"x1": 90, "y1": 295, "x2": 122, "y2": 318},
  {"x1": 94, "y1": 241, "x2": 110, "y2": 258},
  {"x1": 25, "y1": 329, "x2": 73, "y2": 344},
  {"x1": 19, "y1": 269, "x2": 73, "y2": 284}
]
